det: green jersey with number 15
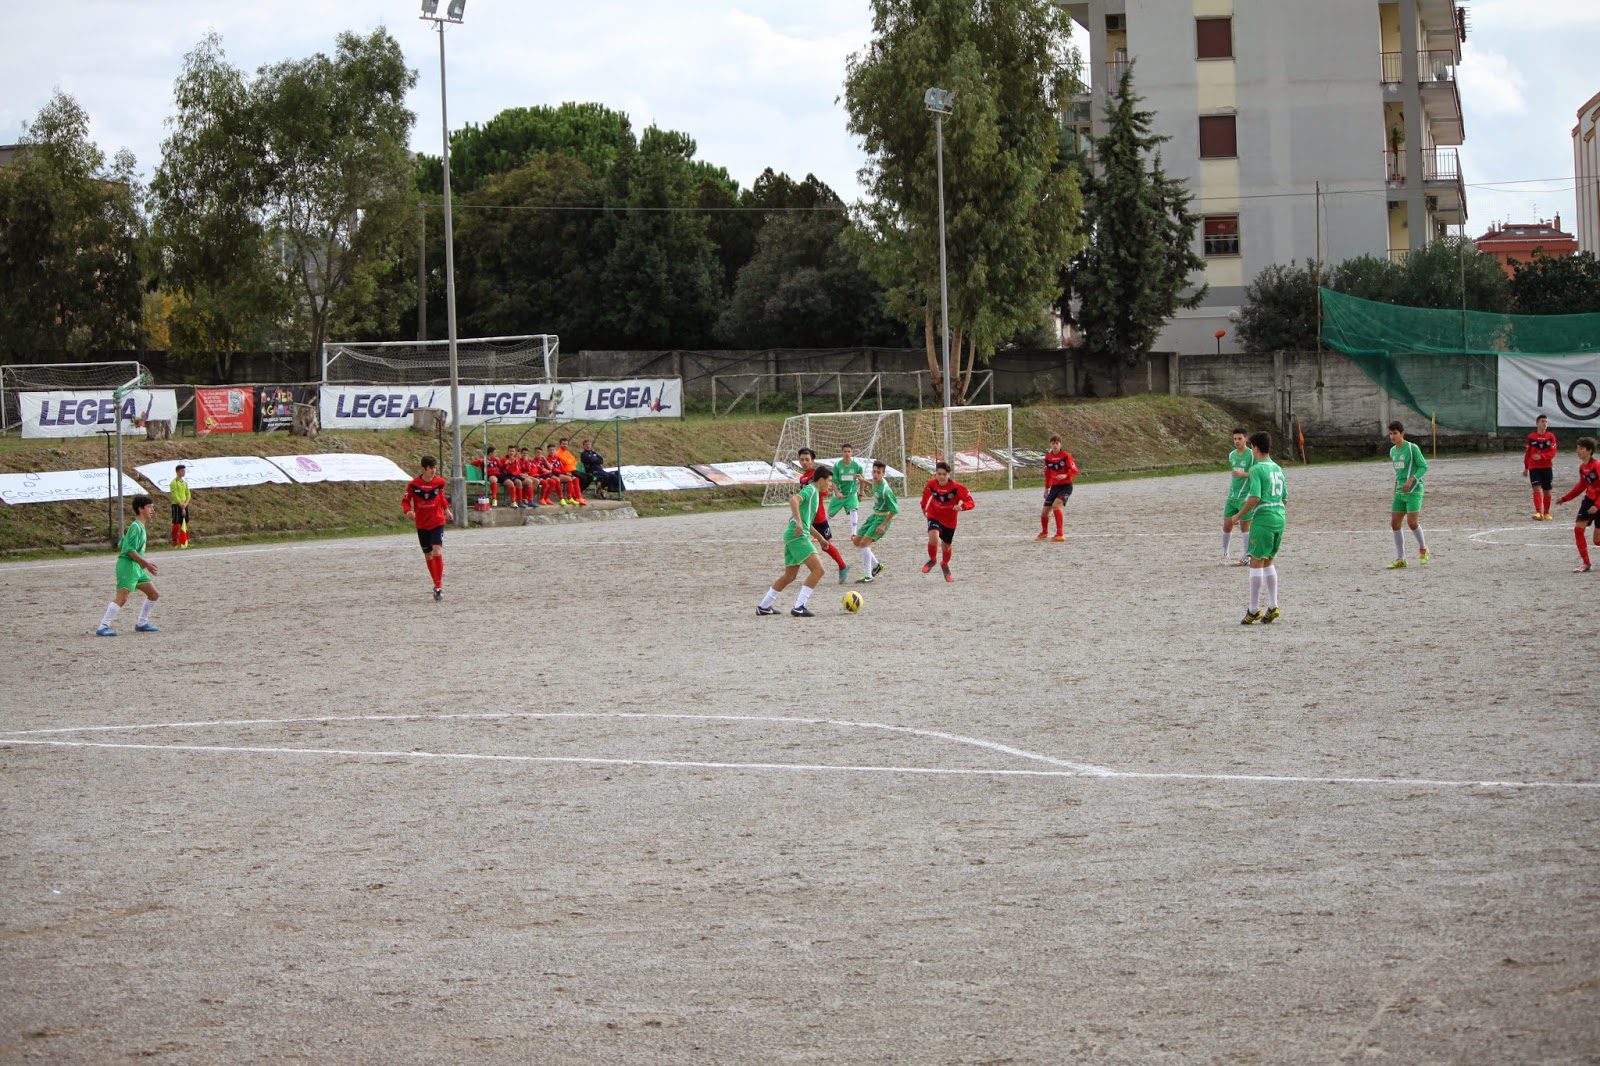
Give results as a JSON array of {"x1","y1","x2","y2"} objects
[{"x1": 1245, "y1": 459, "x2": 1286, "y2": 527}]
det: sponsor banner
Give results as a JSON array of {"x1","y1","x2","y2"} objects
[
  {"x1": 135, "y1": 456, "x2": 291, "y2": 493},
  {"x1": 1498, "y1": 355, "x2": 1600, "y2": 429},
  {"x1": 265, "y1": 453, "x2": 412, "y2": 484},
  {"x1": 319, "y1": 379, "x2": 682, "y2": 430},
  {"x1": 562, "y1": 378, "x2": 680, "y2": 419},
  {"x1": 992, "y1": 448, "x2": 1046, "y2": 468},
  {"x1": 0, "y1": 468, "x2": 143, "y2": 506},
  {"x1": 819, "y1": 456, "x2": 906, "y2": 481},
  {"x1": 616, "y1": 465, "x2": 714, "y2": 491},
  {"x1": 909, "y1": 450, "x2": 1009, "y2": 475},
  {"x1": 195, "y1": 386, "x2": 255, "y2": 434},
  {"x1": 690, "y1": 461, "x2": 794, "y2": 487},
  {"x1": 19, "y1": 390, "x2": 179, "y2": 439},
  {"x1": 257, "y1": 385, "x2": 310, "y2": 431}
]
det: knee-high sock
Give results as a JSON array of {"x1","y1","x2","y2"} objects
[
  {"x1": 1542, "y1": 490, "x2": 1552, "y2": 514},
  {"x1": 427, "y1": 555, "x2": 443, "y2": 587},
  {"x1": 136, "y1": 599, "x2": 155, "y2": 626},
  {"x1": 794, "y1": 584, "x2": 814, "y2": 608},
  {"x1": 941, "y1": 545, "x2": 952, "y2": 566},
  {"x1": 100, "y1": 602, "x2": 120, "y2": 628},
  {"x1": 1054, "y1": 509, "x2": 1064, "y2": 535},
  {"x1": 1222, "y1": 530, "x2": 1232, "y2": 557},
  {"x1": 1264, "y1": 565, "x2": 1278, "y2": 607},
  {"x1": 1041, "y1": 513, "x2": 1050, "y2": 534},
  {"x1": 860, "y1": 546, "x2": 874, "y2": 570},
  {"x1": 759, "y1": 586, "x2": 779, "y2": 609},
  {"x1": 1411, "y1": 526, "x2": 1426, "y2": 552},
  {"x1": 824, "y1": 543, "x2": 846, "y2": 570},
  {"x1": 1393, "y1": 530, "x2": 1405, "y2": 559},
  {"x1": 928, "y1": 541, "x2": 938, "y2": 562},
  {"x1": 1249, "y1": 570, "x2": 1262, "y2": 611},
  {"x1": 1579, "y1": 527, "x2": 1593, "y2": 565},
  {"x1": 1534, "y1": 486, "x2": 1543, "y2": 512}
]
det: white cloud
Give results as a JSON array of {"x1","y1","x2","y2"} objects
[{"x1": 1460, "y1": 44, "x2": 1526, "y2": 117}]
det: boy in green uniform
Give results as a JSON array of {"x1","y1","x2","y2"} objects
[
  {"x1": 169, "y1": 464, "x2": 192, "y2": 547},
  {"x1": 758, "y1": 466, "x2": 833, "y2": 617},
  {"x1": 1386, "y1": 420, "x2": 1430, "y2": 569},
  {"x1": 97, "y1": 495, "x2": 162, "y2": 636},
  {"x1": 1236, "y1": 432, "x2": 1286, "y2": 625},
  {"x1": 850, "y1": 460, "x2": 897, "y2": 583},
  {"x1": 1222, "y1": 429, "x2": 1253, "y2": 565},
  {"x1": 828, "y1": 444, "x2": 866, "y2": 535}
]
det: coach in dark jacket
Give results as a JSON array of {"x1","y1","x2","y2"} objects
[{"x1": 579, "y1": 439, "x2": 621, "y2": 495}]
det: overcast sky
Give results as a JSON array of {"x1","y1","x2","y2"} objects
[{"x1": 4, "y1": 0, "x2": 1596, "y2": 236}]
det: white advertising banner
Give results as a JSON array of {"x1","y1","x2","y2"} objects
[
  {"x1": 909, "y1": 450, "x2": 1008, "y2": 475},
  {"x1": 616, "y1": 465, "x2": 713, "y2": 491},
  {"x1": 558, "y1": 378, "x2": 681, "y2": 419},
  {"x1": 18, "y1": 390, "x2": 179, "y2": 439},
  {"x1": 135, "y1": 457, "x2": 291, "y2": 493},
  {"x1": 691, "y1": 461, "x2": 793, "y2": 486},
  {"x1": 0, "y1": 468, "x2": 143, "y2": 506},
  {"x1": 266, "y1": 453, "x2": 412, "y2": 484},
  {"x1": 319, "y1": 379, "x2": 683, "y2": 430},
  {"x1": 820, "y1": 456, "x2": 906, "y2": 481},
  {"x1": 1498, "y1": 355, "x2": 1600, "y2": 429}
]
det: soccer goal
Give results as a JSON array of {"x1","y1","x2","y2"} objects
[
  {"x1": 320, "y1": 335, "x2": 559, "y2": 386},
  {"x1": 1, "y1": 360, "x2": 150, "y2": 431},
  {"x1": 906, "y1": 404, "x2": 1016, "y2": 490},
  {"x1": 762, "y1": 410, "x2": 908, "y2": 507}
]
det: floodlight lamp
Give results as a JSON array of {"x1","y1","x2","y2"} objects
[
  {"x1": 420, "y1": 0, "x2": 439, "y2": 15},
  {"x1": 924, "y1": 88, "x2": 955, "y2": 114},
  {"x1": 446, "y1": 0, "x2": 466, "y2": 20}
]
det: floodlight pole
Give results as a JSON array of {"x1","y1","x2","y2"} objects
[
  {"x1": 425, "y1": 5, "x2": 468, "y2": 526},
  {"x1": 926, "y1": 89, "x2": 955, "y2": 465}
]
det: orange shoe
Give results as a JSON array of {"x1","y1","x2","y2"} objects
[
  {"x1": 1051, "y1": 534, "x2": 1066, "y2": 542},
  {"x1": 1034, "y1": 532, "x2": 1049, "y2": 541}
]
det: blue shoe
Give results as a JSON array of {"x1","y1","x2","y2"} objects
[
  {"x1": 135, "y1": 623, "x2": 160, "y2": 633},
  {"x1": 838, "y1": 565, "x2": 850, "y2": 585},
  {"x1": 95, "y1": 625, "x2": 117, "y2": 637}
]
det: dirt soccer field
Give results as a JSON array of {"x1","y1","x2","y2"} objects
[{"x1": 2, "y1": 453, "x2": 1596, "y2": 1063}]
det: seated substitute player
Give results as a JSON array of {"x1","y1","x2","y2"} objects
[
  {"x1": 510, "y1": 446, "x2": 538, "y2": 508},
  {"x1": 1386, "y1": 420, "x2": 1430, "y2": 569},
  {"x1": 757, "y1": 465, "x2": 833, "y2": 617},
  {"x1": 556, "y1": 437, "x2": 587, "y2": 506},
  {"x1": 1036, "y1": 435, "x2": 1078, "y2": 542},
  {"x1": 796, "y1": 447, "x2": 850, "y2": 582},
  {"x1": 96, "y1": 494, "x2": 162, "y2": 636},
  {"x1": 850, "y1": 459, "x2": 897, "y2": 582},
  {"x1": 1235, "y1": 432, "x2": 1287, "y2": 625},
  {"x1": 471, "y1": 446, "x2": 508, "y2": 508},
  {"x1": 1556, "y1": 435, "x2": 1599, "y2": 574},
  {"x1": 1524, "y1": 414, "x2": 1558, "y2": 521},
  {"x1": 921, "y1": 460, "x2": 975, "y2": 582},
  {"x1": 403, "y1": 455, "x2": 453, "y2": 600},
  {"x1": 1222, "y1": 428, "x2": 1254, "y2": 565},
  {"x1": 580, "y1": 438, "x2": 621, "y2": 496},
  {"x1": 828, "y1": 444, "x2": 866, "y2": 536}
]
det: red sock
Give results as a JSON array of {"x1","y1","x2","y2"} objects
[
  {"x1": 826, "y1": 543, "x2": 846, "y2": 570},
  {"x1": 1543, "y1": 491, "x2": 1553, "y2": 514},
  {"x1": 1534, "y1": 487, "x2": 1543, "y2": 512},
  {"x1": 427, "y1": 555, "x2": 443, "y2": 587},
  {"x1": 1054, "y1": 510, "x2": 1064, "y2": 535},
  {"x1": 1040, "y1": 514, "x2": 1049, "y2": 534},
  {"x1": 941, "y1": 545, "x2": 952, "y2": 566},
  {"x1": 509, "y1": 483, "x2": 519, "y2": 505},
  {"x1": 1579, "y1": 528, "x2": 1593, "y2": 565},
  {"x1": 928, "y1": 542, "x2": 938, "y2": 562},
  {"x1": 572, "y1": 482, "x2": 585, "y2": 503}
]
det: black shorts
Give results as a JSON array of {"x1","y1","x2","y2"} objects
[
  {"x1": 416, "y1": 525, "x2": 445, "y2": 551},
  {"x1": 1044, "y1": 483, "x2": 1073, "y2": 507},
  {"x1": 811, "y1": 520, "x2": 833, "y2": 542},
  {"x1": 1529, "y1": 467, "x2": 1553, "y2": 491},
  {"x1": 927, "y1": 519, "x2": 956, "y2": 544},
  {"x1": 1579, "y1": 498, "x2": 1599, "y2": 524},
  {"x1": 170, "y1": 503, "x2": 186, "y2": 525}
]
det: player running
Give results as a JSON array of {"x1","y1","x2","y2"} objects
[
  {"x1": 1235, "y1": 432, "x2": 1287, "y2": 625},
  {"x1": 796, "y1": 448, "x2": 851, "y2": 583},
  {"x1": 1524, "y1": 415, "x2": 1558, "y2": 521},
  {"x1": 828, "y1": 444, "x2": 866, "y2": 535},
  {"x1": 1386, "y1": 421, "x2": 1430, "y2": 569},
  {"x1": 758, "y1": 465, "x2": 833, "y2": 617},
  {"x1": 850, "y1": 460, "x2": 897, "y2": 582},
  {"x1": 1556, "y1": 435, "x2": 1599, "y2": 573},
  {"x1": 96, "y1": 494, "x2": 162, "y2": 636},
  {"x1": 1222, "y1": 428, "x2": 1254, "y2": 565},
  {"x1": 920, "y1": 460, "x2": 975, "y2": 582},
  {"x1": 403, "y1": 455, "x2": 453, "y2": 600},
  {"x1": 1036, "y1": 435, "x2": 1077, "y2": 542}
]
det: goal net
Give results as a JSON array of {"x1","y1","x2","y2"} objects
[
  {"x1": 906, "y1": 404, "x2": 1015, "y2": 490},
  {"x1": 1, "y1": 361, "x2": 148, "y2": 431},
  {"x1": 762, "y1": 410, "x2": 908, "y2": 506},
  {"x1": 321, "y1": 335, "x2": 559, "y2": 385}
]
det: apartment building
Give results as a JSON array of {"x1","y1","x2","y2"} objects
[
  {"x1": 1576, "y1": 91, "x2": 1600, "y2": 256},
  {"x1": 1065, "y1": 0, "x2": 1469, "y2": 354}
]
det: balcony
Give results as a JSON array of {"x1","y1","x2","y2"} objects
[
  {"x1": 1379, "y1": 50, "x2": 1464, "y2": 145},
  {"x1": 1384, "y1": 147, "x2": 1467, "y2": 225}
]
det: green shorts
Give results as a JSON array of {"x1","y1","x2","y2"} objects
[
  {"x1": 115, "y1": 558, "x2": 153, "y2": 592},
  {"x1": 1224, "y1": 498, "x2": 1247, "y2": 519},
  {"x1": 857, "y1": 513, "x2": 891, "y2": 542},
  {"x1": 1247, "y1": 519, "x2": 1284, "y2": 560},
  {"x1": 1391, "y1": 489, "x2": 1424, "y2": 514},
  {"x1": 827, "y1": 494, "x2": 859, "y2": 517},
  {"x1": 784, "y1": 527, "x2": 818, "y2": 567}
]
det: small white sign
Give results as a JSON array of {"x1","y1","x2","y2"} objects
[{"x1": 0, "y1": 468, "x2": 144, "y2": 505}]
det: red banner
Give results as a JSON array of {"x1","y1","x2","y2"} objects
[{"x1": 195, "y1": 387, "x2": 255, "y2": 435}]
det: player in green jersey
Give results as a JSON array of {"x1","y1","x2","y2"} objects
[
  {"x1": 828, "y1": 444, "x2": 866, "y2": 536},
  {"x1": 1235, "y1": 432, "x2": 1286, "y2": 625},
  {"x1": 758, "y1": 466, "x2": 833, "y2": 617},
  {"x1": 1222, "y1": 428, "x2": 1254, "y2": 565},
  {"x1": 850, "y1": 460, "x2": 897, "y2": 582},
  {"x1": 96, "y1": 495, "x2": 162, "y2": 636},
  {"x1": 1386, "y1": 420, "x2": 1430, "y2": 569}
]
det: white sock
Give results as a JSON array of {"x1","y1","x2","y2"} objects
[
  {"x1": 1264, "y1": 565, "x2": 1278, "y2": 607},
  {"x1": 867, "y1": 547, "x2": 878, "y2": 570},
  {"x1": 860, "y1": 547, "x2": 874, "y2": 570},
  {"x1": 1222, "y1": 531, "x2": 1232, "y2": 557},
  {"x1": 1412, "y1": 527, "x2": 1426, "y2": 552},
  {"x1": 136, "y1": 600, "x2": 155, "y2": 626},
  {"x1": 100, "y1": 602, "x2": 120, "y2": 629},
  {"x1": 759, "y1": 587, "x2": 779, "y2": 610},
  {"x1": 849, "y1": 509, "x2": 859, "y2": 535},
  {"x1": 1249, "y1": 571, "x2": 1262, "y2": 611},
  {"x1": 795, "y1": 585, "x2": 814, "y2": 608},
  {"x1": 1393, "y1": 530, "x2": 1405, "y2": 559}
]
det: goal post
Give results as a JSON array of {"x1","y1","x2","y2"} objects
[
  {"x1": 1, "y1": 360, "x2": 148, "y2": 431},
  {"x1": 763, "y1": 409, "x2": 908, "y2": 507},
  {"x1": 320, "y1": 335, "x2": 559, "y2": 385},
  {"x1": 907, "y1": 404, "x2": 1015, "y2": 490}
]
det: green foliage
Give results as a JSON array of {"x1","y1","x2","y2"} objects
[
  {"x1": 415, "y1": 102, "x2": 636, "y2": 195},
  {"x1": 1069, "y1": 67, "x2": 1205, "y2": 390},
  {"x1": 0, "y1": 91, "x2": 145, "y2": 357},
  {"x1": 1509, "y1": 251, "x2": 1600, "y2": 316},
  {"x1": 1236, "y1": 262, "x2": 1319, "y2": 353}
]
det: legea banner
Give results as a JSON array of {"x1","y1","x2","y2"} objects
[
  {"x1": 135, "y1": 457, "x2": 291, "y2": 492},
  {"x1": 561, "y1": 378, "x2": 680, "y2": 419},
  {"x1": 19, "y1": 390, "x2": 179, "y2": 439},
  {"x1": 1499, "y1": 355, "x2": 1600, "y2": 428},
  {"x1": 0, "y1": 468, "x2": 143, "y2": 506},
  {"x1": 266, "y1": 453, "x2": 412, "y2": 484},
  {"x1": 320, "y1": 380, "x2": 681, "y2": 429}
]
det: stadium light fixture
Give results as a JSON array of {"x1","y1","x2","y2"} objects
[
  {"x1": 925, "y1": 87, "x2": 955, "y2": 463},
  {"x1": 422, "y1": 0, "x2": 467, "y2": 522}
]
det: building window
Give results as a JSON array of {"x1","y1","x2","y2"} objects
[
  {"x1": 1203, "y1": 215, "x2": 1240, "y2": 257},
  {"x1": 1196, "y1": 17, "x2": 1233, "y2": 59},
  {"x1": 1199, "y1": 115, "x2": 1237, "y2": 158}
]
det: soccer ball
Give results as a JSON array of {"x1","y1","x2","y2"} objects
[{"x1": 842, "y1": 591, "x2": 863, "y2": 613}]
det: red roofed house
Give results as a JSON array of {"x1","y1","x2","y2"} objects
[{"x1": 1472, "y1": 216, "x2": 1578, "y2": 276}]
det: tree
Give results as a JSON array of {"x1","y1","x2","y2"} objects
[
  {"x1": 845, "y1": 0, "x2": 1085, "y2": 402},
  {"x1": 1068, "y1": 66, "x2": 1205, "y2": 393},
  {"x1": 1236, "y1": 262, "x2": 1319, "y2": 353},
  {"x1": 415, "y1": 102, "x2": 635, "y2": 195},
  {"x1": 1330, "y1": 239, "x2": 1508, "y2": 312},
  {"x1": 0, "y1": 91, "x2": 144, "y2": 358},
  {"x1": 1509, "y1": 251, "x2": 1600, "y2": 316}
]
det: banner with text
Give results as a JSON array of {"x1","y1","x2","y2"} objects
[
  {"x1": 19, "y1": 390, "x2": 179, "y2": 439},
  {"x1": 195, "y1": 386, "x2": 255, "y2": 434},
  {"x1": 560, "y1": 378, "x2": 680, "y2": 419},
  {"x1": 0, "y1": 468, "x2": 143, "y2": 506},
  {"x1": 616, "y1": 465, "x2": 714, "y2": 491},
  {"x1": 319, "y1": 379, "x2": 682, "y2": 430},
  {"x1": 266, "y1": 453, "x2": 412, "y2": 484},
  {"x1": 135, "y1": 457, "x2": 291, "y2": 493},
  {"x1": 1498, "y1": 355, "x2": 1600, "y2": 429},
  {"x1": 691, "y1": 461, "x2": 793, "y2": 487},
  {"x1": 257, "y1": 385, "x2": 310, "y2": 431}
]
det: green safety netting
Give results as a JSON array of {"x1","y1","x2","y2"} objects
[{"x1": 1319, "y1": 287, "x2": 1600, "y2": 432}]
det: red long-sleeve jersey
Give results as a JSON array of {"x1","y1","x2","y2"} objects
[
  {"x1": 1043, "y1": 449, "x2": 1078, "y2": 487},
  {"x1": 1524, "y1": 431, "x2": 1558, "y2": 471},
  {"x1": 921, "y1": 478, "x2": 975, "y2": 527},
  {"x1": 403, "y1": 476, "x2": 451, "y2": 529},
  {"x1": 1558, "y1": 458, "x2": 1600, "y2": 504},
  {"x1": 798, "y1": 468, "x2": 829, "y2": 522}
]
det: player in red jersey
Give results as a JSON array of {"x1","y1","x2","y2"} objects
[
  {"x1": 402, "y1": 455, "x2": 454, "y2": 600},
  {"x1": 1036, "y1": 434, "x2": 1078, "y2": 542},
  {"x1": 1523, "y1": 414, "x2": 1558, "y2": 520},
  {"x1": 469, "y1": 447, "x2": 502, "y2": 506},
  {"x1": 1556, "y1": 436, "x2": 1599, "y2": 573},
  {"x1": 921, "y1": 460, "x2": 975, "y2": 582},
  {"x1": 503, "y1": 447, "x2": 529, "y2": 508},
  {"x1": 796, "y1": 447, "x2": 851, "y2": 581},
  {"x1": 532, "y1": 448, "x2": 558, "y2": 506}
]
